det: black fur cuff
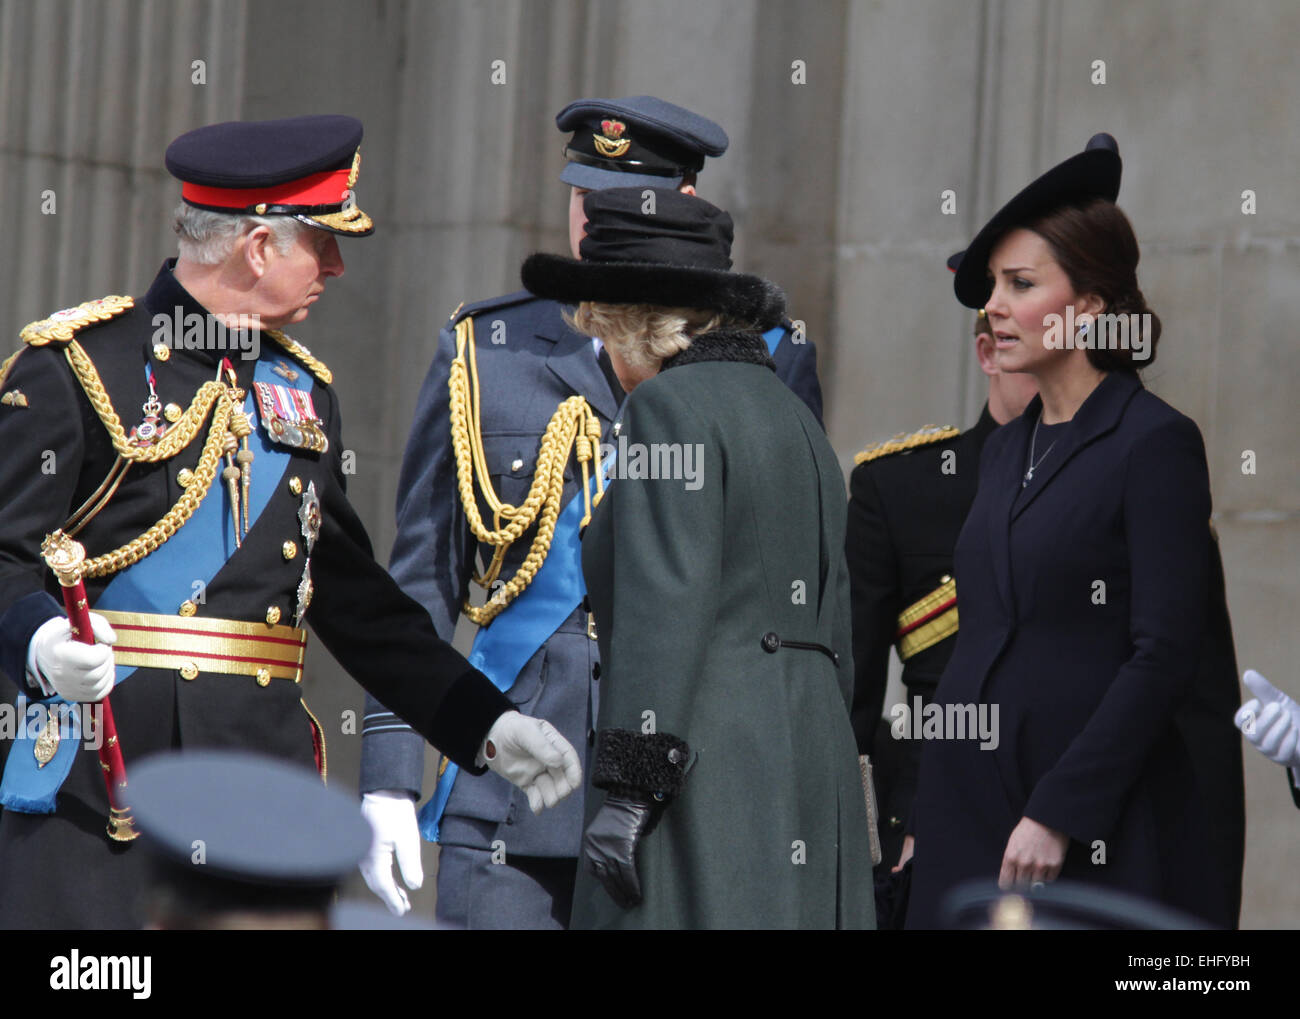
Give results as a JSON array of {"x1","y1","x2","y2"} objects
[{"x1": 592, "y1": 729, "x2": 690, "y2": 801}]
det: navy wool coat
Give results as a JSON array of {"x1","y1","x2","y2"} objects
[{"x1": 907, "y1": 370, "x2": 1228, "y2": 929}]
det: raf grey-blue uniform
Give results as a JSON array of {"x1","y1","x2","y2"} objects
[{"x1": 360, "y1": 96, "x2": 824, "y2": 928}]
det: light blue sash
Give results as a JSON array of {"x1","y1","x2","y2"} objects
[
  {"x1": 762, "y1": 325, "x2": 784, "y2": 357},
  {"x1": 419, "y1": 454, "x2": 613, "y2": 842},
  {"x1": 0, "y1": 354, "x2": 301, "y2": 812}
]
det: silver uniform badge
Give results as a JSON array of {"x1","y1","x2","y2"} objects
[{"x1": 298, "y1": 481, "x2": 321, "y2": 554}]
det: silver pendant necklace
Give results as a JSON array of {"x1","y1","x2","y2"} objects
[{"x1": 1023, "y1": 412, "x2": 1059, "y2": 488}]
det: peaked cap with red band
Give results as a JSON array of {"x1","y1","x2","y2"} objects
[{"x1": 165, "y1": 114, "x2": 373, "y2": 236}]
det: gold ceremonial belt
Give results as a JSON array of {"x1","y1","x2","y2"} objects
[
  {"x1": 896, "y1": 576, "x2": 958, "y2": 662},
  {"x1": 97, "y1": 610, "x2": 307, "y2": 686}
]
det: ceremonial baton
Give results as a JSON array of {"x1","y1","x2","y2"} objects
[{"x1": 40, "y1": 531, "x2": 138, "y2": 842}]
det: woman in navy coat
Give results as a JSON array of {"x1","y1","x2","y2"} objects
[{"x1": 906, "y1": 135, "x2": 1226, "y2": 928}]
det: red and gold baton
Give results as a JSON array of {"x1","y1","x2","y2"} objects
[{"x1": 40, "y1": 531, "x2": 138, "y2": 842}]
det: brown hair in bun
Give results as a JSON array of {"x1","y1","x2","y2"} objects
[{"x1": 1027, "y1": 198, "x2": 1162, "y2": 372}]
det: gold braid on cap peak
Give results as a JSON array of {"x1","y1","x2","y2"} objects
[
  {"x1": 448, "y1": 315, "x2": 604, "y2": 627},
  {"x1": 854, "y1": 423, "x2": 960, "y2": 464}
]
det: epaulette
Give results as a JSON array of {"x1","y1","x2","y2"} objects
[
  {"x1": 19, "y1": 295, "x2": 134, "y2": 347},
  {"x1": 265, "y1": 330, "x2": 332, "y2": 385},
  {"x1": 854, "y1": 424, "x2": 961, "y2": 464},
  {"x1": 448, "y1": 289, "x2": 541, "y2": 326},
  {"x1": 0, "y1": 349, "x2": 24, "y2": 393}
]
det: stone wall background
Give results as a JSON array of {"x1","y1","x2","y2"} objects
[{"x1": 2, "y1": 0, "x2": 1295, "y2": 927}]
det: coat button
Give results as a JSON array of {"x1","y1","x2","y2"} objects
[
  {"x1": 760, "y1": 632, "x2": 781, "y2": 653},
  {"x1": 177, "y1": 468, "x2": 194, "y2": 487},
  {"x1": 266, "y1": 606, "x2": 281, "y2": 625},
  {"x1": 178, "y1": 600, "x2": 197, "y2": 617},
  {"x1": 179, "y1": 662, "x2": 198, "y2": 681},
  {"x1": 163, "y1": 402, "x2": 182, "y2": 423},
  {"x1": 255, "y1": 668, "x2": 272, "y2": 687},
  {"x1": 511, "y1": 458, "x2": 524, "y2": 472},
  {"x1": 282, "y1": 540, "x2": 298, "y2": 561},
  {"x1": 289, "y1": 476, "x2": 303, "y2": 496}
]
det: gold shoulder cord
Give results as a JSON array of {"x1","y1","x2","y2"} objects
[
  {"x1": 59, "y1": 340, "x2": 242, "y2": 579},
  {"x1": 265, "y1": 329, "x2": 333, "y2": 384},
  {"x1": 448, "y1": 315, "x2": 604, "y2": 626},
  {"x1": 15, "y1": 296, "x2": 283, "y2": 580},
  {"x1": 0, "y1": 349, "x2": 22, "y2": 391},
  {"x1": 854, "y1": 424, "x2": 961, "y2": 464}
]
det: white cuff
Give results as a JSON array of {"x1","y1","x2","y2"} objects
[{"x1": 24, "y1": 633, "x2": 54, "y2": 697}]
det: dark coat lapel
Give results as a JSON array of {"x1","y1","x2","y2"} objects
[
  {"x1": 1010, "y1": 370, "x2": 1143, "y2": 522},
  {"x1": 985, "y1": 413, "x2": 1028, "y2": 616},
  {"x1": 537, "y1": 302, "x2": 621, "y2": 423},
  {"x1": 982, "y1": 372, "x2": 1144, "y2": 617}
]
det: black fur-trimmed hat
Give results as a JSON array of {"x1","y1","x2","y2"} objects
[
  {"x1": 953, "y1": 133, "x2": 1122, "y2": 309},
  {"x1": 521, "y1": 187, "x2": 785, "y2": 328}
]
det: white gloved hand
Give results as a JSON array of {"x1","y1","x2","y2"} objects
[
  {"x1": 1234, "y1": 669, "x2": 1300, "y2": 768},
  {"x1": 358, "y1": 790, "x2": 423, "y2": 916},
  {"x1": 25, "y1": 613, "x2": 117, "y2": 702},
  {"x1": 481, "y1": 710, "x2": 583, "y2": 815}
]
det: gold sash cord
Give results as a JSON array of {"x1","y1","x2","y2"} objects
[{"x1": 447, "y1": 316, "x2": 604, "y2": 626}]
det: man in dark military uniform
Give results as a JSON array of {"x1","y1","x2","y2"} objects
[
  {"x1": 357, "y1": 96, "x2": 824, "y2": 928},
  {"x1": 0, "y1": 115, "x2": 579, "y2": 929},
  {"x1": 846, "y1": 288, "x2": 1038, "y2": 878}
]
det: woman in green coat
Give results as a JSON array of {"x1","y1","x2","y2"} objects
[{"x1": 521, "y1": 187, "x2": 875, "y2": 929}]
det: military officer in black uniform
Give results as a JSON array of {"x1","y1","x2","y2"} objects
[
  {"x1": 0, "y1": 115, "x2": 579, "y2": 929},
  {"x1": 357, "y1": 96, "x2": 826, "y2": 928},
  {"x1": 846, "y1": 268, "x2": 1038, "y2": 880}
]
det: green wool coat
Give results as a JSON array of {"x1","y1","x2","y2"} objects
[{"x1": 571, "y1": 331, "x2": 876, "y2": 930}]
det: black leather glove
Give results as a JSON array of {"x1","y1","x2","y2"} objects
[
  {"x1": 584, "y1": 728, "x2": 690, "y2": 909},
  {"x1": 582, "y1": 792, "x2": 659, "y2": 909}
]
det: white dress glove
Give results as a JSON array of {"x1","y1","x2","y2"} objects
[
  {"x1": 359, "y1": 790, "x2": 424, "y2": 916},
  {"x1": 1235, "y1": 669, "x2": 1300, "y2": 768},
  {"x1": 25, "y1": 613, "x2": 117, "y2": 702},
  {"x1": 480, "y1": 710, "x2": 583, "y2": 815}
]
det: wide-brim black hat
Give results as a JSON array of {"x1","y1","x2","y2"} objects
[
  {"x1": 953, "y1": 133, "x2": 1121, "y2": 309},
  {"x1": 521, "y1": 187, "x2": 786, "y2": 328}
]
